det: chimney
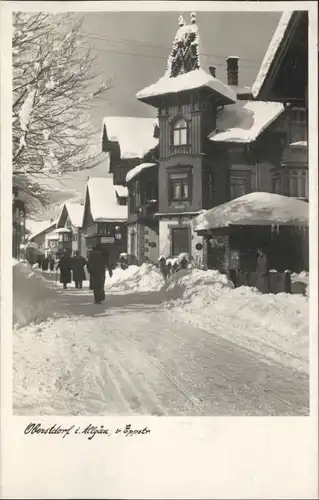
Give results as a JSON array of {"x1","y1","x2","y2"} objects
[
  {"x1": 226, "y1": 56, "x2": 239, "y2": 86},
  {"x1": 209, "y1": 66, "x2": 216, "y2": 77}
]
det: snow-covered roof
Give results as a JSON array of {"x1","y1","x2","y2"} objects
[
  {"x1": 46, "y1": 232, "x2": 59, "y2": 241},
  {"x1": 126, "y1": 163, "x2": 157, "y2": 183},
  {"x1": 290, "y1": 141, "x2": 307, "y2": 148},
  {"x1": 192, "y1": 192, "x2": 308, "y2": 232},
  {"x1": 137, "y1": 68, "x2": 237, "y2": 104},
  {"x1": 114, "y1": 185, "x2": 128, "y2": 198},
  {"x1": 102, "y1": 116, "x2": 158, "y2": 159},
  {"x1": 27, "y1": 220, "x2": 57, "y2": 241},
  {"x1": 85, "y1": 177, "x2": 128, "y2": 223},
  {"x1": 209, "y1": 101, "x2": 284, "y2": 143},
  {"x1": 57, "y1": 202, "x2": 84, "y2": 228},
  {"x1": 252, "y1": 11, "x2": 294, "y2": 98},
  {"x1": 53, "y1": 227, "x2": 71, "y2": 234}
]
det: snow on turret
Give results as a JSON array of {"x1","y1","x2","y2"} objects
[{"x1": 165, "y1": 12, "x2": 200, "y2": 78}]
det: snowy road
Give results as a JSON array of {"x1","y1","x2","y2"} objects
[{"x1": 14, "y1": 285, "x2": 309, "y2": 416}]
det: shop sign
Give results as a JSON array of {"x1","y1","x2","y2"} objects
[{"x1": 101, "y1": 236, "x2": 115, "y2": 244}]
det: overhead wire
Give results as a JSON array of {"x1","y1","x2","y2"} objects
[{"x1": 80, "y1": 32, "x2": 260, "y2": 68}]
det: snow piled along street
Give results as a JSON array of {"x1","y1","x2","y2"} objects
[{"x1": 13, "y1": 261, "x2": 309, "y2": 416}]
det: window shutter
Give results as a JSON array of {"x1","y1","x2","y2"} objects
[
  {"x1": 188, "y1": 171, "x2": 193, "y2": 202},
  {"x1": 168, "y1": 175, "x2": 172, "y2": 203}
]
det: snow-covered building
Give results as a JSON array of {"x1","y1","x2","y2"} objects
[
  {"x1": 82, "y1": 177, "x2": 128, "y2": 264},
  {"x1": 113, "y1": 10, "x2": 307, "y2": 271},
  {"x1": 101, "y1": 116, "x2": 159, "y2": 265},
  {"x1": 191, "y1": 10, "x2": 309, "y2": 273},
  {"x1": 125, "y1": 162, "x2": 159, "y2": 265},
  {"x1": 56, "y1": 202, "x2": 85, "y2": 256},
  {"x1": 27, "y1": 219, "x2": 57, "y2": 258}
]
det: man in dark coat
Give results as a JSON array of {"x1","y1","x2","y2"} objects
[
  {"x1": 48, "y1": 255, "x2": 55, "y2": 272},
  {"x1": 72, "y1": 251, "x2": 87, "y2": 289},
  {"x1": 87, "y1": 244, "x2": 113, "y2": 304},
  {"x1": 41, "y1": 257, "x2": 49, "y2": 271},
  {"x1": 57, "y1": 250, "x2": 73, "y2": 289}
]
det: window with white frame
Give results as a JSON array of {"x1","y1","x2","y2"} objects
[
  {"x1": 172, "y1": 118, "x2": 188, "y2": 146},
  {"x1": 169, "y1": 172, "x2": 191, "y2": 202}
]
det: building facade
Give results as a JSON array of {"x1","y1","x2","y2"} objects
[
  {"x1": 193, "y1": 10, "x2": 309, "y2": 273},
  {"x1": 82, "y1": 176, "x2": 128, "y2": 266},
  {"x1": 56, "y1": 202, "x2": 85, "y2": 256},
  {"x1": 132, "y1": 11, "x2": 308, "y2": 270},
  {"x1": 136, "y1": 13, "x2": 239, "y2": 265},
  {"x1": 101, "y1": 116, "x2": 159, "y2": 265},
  {"x1": 126, "y1": 157, "x2": 159, "y2": 265},
  {"x1": 27, "y1": 221, "x2": 57, "y2": 258}
]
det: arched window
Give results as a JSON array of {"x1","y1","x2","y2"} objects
[{"x1": 173, "y1": 118, "x2": 188, "y2": 146}]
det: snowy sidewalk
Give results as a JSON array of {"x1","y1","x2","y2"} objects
[{"x1": 13, "y1": 283, "x2": 309, "y2": 416}]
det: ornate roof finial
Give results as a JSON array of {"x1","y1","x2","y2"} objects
[
  {"x1": 165, "y1": 13, "x2": 200, "y2": 78},
  {"x1": 178, "y1": 15, "x2": 185, "y2": 27}
]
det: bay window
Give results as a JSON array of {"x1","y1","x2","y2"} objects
[
  {"x1": 172, "y1": 118, "x2": 188, "y2": 146},
  {"x1": 169, "y1": 171, "x2": 191, "y2": 202}
]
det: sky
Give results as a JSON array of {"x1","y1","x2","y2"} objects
[
  {"x1": 34, "y1": 10, "x2": 282, "y2": 220},
  {"x1": 79, "y1": 11, "x2": 281, "y2": 126}
]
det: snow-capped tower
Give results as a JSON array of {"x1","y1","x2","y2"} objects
[{"x1": 165, "y1": 12, "x2": 200, "y2": 78}]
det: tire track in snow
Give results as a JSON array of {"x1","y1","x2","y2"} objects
[
  {"x1": 144, "y1": 316, "x2": 308, "y2": 415},
  {"x1": 114, "y1": 328, "x2": 205, "y2": 414},
  {"x1": 109, "y1": 334, "x2": 168, "y2": 416}
]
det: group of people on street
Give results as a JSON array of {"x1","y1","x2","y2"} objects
[
  {"x1": 40, "y1": 255, "x2": 55, "y2": 272},
  {"x1": 55, "y1": 245, "x2": 113, "y2": 304}
]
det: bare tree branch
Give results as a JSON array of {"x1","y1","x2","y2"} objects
[{"x1": 13, "y1": 12, "x2": 113, "y2": 213}]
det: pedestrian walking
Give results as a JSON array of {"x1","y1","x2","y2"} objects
[
  {"x1": 87, "y1": 244, "x2": 113, "y2": 304},
  {"x1": 56, "y1": 249, "x2": 73, "y2": 289},
  {"x1": 158, "y1": 255, "x2": 168, "y2": 281},
  {"x1": 256, "y1": 247, "x2": 269, "y2": 293},
  {"x1": 41, "y1": 256, "x2": 49, "y2": 272},
  {"x1": 72, "y1": 251, "x2": 87, "y2": 289},
  {"x1": 48, "y1": 255, "x2": 55, "y2": 272}
]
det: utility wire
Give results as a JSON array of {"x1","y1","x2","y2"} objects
[
  {"x1": 82, "y1": 42, "x2": 258, "y2": 69},
  {"x1": 81, "y1": 32, "x2": 260, "y2": 66}
]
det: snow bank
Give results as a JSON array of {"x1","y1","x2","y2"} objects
[
  {"x1": 105, "y1": 263, "x2": 164, "y2": 293},
  {"x1": 163, "y1": 268, "x2": 233, "y2": 303},
  {"x1": 163, "y1": 269, "x2": 308, "y2": 373},
  {"x1": 13, "y1": 261, "x2": 57, "y2": 328}
]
